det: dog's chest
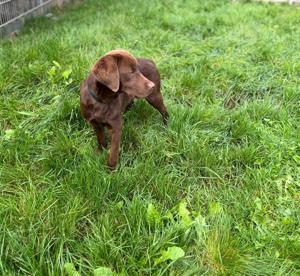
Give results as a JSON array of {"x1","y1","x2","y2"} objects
[{"x1": 89, "y1": 93, "x2": 133, "y2": 123}]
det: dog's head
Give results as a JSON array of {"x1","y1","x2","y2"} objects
[{"x1": 92, "y1": 49, "x2": 154, "y2": 98}]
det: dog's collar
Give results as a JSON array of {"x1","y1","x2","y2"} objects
[{"x1": 88, "y1": 82, "x2": 103, "y2": 103}]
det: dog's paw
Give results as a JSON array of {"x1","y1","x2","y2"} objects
[
  {"x1": 107, "y1": 160, "x2": 117, "y2": 171},
  {"x1": 96, "y1": 143, "x2": 108, "y2": 153},
  {"x1": 96, "y1": 146, "x2": 103, "y2": 154},
  {"x1": 162, "y1": 112, "x2": 169, "y2": 126}
]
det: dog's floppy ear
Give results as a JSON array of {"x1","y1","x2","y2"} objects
[{"x1": 92, "y1": 55, "x2": 119, "y2": 92}]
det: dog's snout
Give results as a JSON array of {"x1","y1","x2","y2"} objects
[
  {"x1": 146, "y1": 81, "x2": 155, "y2": 90},
  {"x1": 139, "y1": 73, "x2": 155, "y2": 91}
]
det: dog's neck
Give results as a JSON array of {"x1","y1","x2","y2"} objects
[{"x1": 88, "y1": 75, "x2": 120, "y2": 103}]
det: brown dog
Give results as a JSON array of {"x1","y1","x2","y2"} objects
[{"x1": 80, "y1": 49, "x2": 168, "y2": 170}]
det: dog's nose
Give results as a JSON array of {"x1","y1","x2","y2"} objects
[{"x1": 147, "y1": 81, "x2": 155, "y2": 90}]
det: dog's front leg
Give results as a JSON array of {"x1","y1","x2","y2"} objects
[
  {"x1": 91, "y1": 120, "x2": 106, "y2": 152},
  {"x1": 107, "y1": 120, "x2": 122, "y2": 170}
]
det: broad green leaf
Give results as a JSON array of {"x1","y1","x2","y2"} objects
[
  {"x1": 155, "y1": 246, "x2": 185, "y2": 265},
  {"x1": 164, "y1": 210, "x2": 174, "y2": 223},
  {"x1": 178, "y1": 201, "x2": 193, "y2": 227},
  {"x1": 147, "y1": 203, "x2": 161, "y2": 225},
  {"x1": 94, "y1": 267, "x2": 114, "y2": 276},
  {"x1": 254, "y1": 197, "x2": 262, "y2": 211},
  {"x1": 65, "y1": 78, "x2": 73, "y2": 85},
  {"x1": 194, "y1": 214, "x2": 207, "y2": 238},
  {"x1": 116, "y1": 201, "x2": 124, "y2": 210},
  {"x1": 4, "y1": 129, "x2": 15, "y2": 140},
  {"x1": 62, "y1": 68, "x2": 72, "y2": 79},
  {"x1": 47, "y1": 66, "x2": 56, "y2": 77},
  {"x1": 64, "y1": 263, "x2": 81, "y2": 276},
  {"x1": 53, "y1": 60, "x2": 61, "y2": 68}
]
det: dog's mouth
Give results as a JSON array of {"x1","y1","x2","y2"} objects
[
  {"x1": 134, "y1": 88, "x2": 154, "y2": 99},
  {"x1": 122, "y1": 84, "x2": 155, "y2": 99},
  {"x1": 139, "y1": 81, "x2": 155, "y2": 98}
]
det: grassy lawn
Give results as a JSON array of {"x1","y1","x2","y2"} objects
[{"x1": 1, "y1": 0, "x2": 300, "y2": 274}]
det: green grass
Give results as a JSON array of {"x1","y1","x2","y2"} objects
[{"x1": 1, "y1": 0, "x2": 300, "y2": 274}]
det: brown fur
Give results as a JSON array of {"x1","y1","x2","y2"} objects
[{"x1": 80, "y1": 49, "x2": 168, "y2": 170}]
